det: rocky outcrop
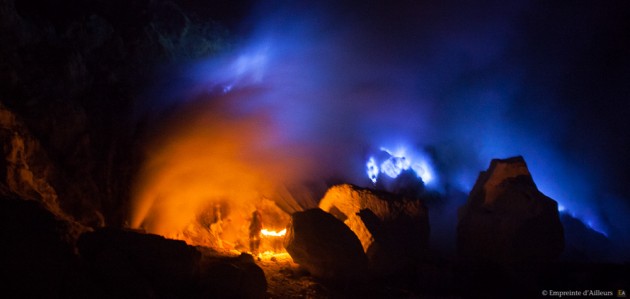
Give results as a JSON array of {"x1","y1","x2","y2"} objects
[
  {"x1": 0, "y1": 103, "x2": 59, "y2": 214},
  {"x1": 319, "y1": 184, "x2": 430, "y2": 275},
  {"x1": 457, "y1": 156, "x2": 564, "y2": 265},
  {"x1": 0, "y1": 103, "x2": 88, "y2": 239},
  {"x1": 284, "y1": 208, "x2": 369, "y2": 282}
]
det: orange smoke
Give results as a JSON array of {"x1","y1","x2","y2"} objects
[{"x1": 129, "y1": 92, "x2": 311, "y2": 247}]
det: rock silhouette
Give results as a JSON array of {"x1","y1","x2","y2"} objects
[
  {"x1": 284, "y1": 208, "x2": 369, "y2": 282},
  {"x1": 319, "y1": 184, "x2": 430, "y2": 275},
  {"x1": 457, "y1": 156, "x2": 564, "y2": 265}
]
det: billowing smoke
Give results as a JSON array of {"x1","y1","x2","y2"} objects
[{"x1": 131, "y1": 1, "x2": 630, "y2": 258}]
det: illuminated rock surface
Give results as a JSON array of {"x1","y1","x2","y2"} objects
[
  {"x1": 0, "y1": 103, "x2": 91, "y2": 233},
  {"x1": 319, "y1": 184, "x2": 429, "y2": 275},
  {"x1": 284, "y1": 208, "x2": 369, "y2": 282},
  {"x1": 457, "y1": 156, "x2": 564, "y2": 265},
  {"x1": 0, "y1": 104, "x2": 57, "y2": 210}
]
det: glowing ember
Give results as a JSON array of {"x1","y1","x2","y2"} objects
[{"x1": 261, "y1": 228, "x2": 287, "y2": 237}]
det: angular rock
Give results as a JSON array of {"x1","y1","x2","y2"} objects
[
  {"x1": 284, "y1": 208, "x2": 369, "y2": 281},
  {"x1": 457, "y1": 156, "x2": 564, "y2": 265},
  {"x1": 319, "y1": 184, "x2": 430, "y2": 275}
]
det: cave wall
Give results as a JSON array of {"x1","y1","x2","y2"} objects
[{"x1": 0, "y1": 0, "x2": 233, "y2": 227}]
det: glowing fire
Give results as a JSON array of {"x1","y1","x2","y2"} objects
[
  {"x1": 261, "y1": 228, "x2": 287, "y2": 237},
  {"x1": 128, "y1": 92, "x2": 304, "y2": 250}
]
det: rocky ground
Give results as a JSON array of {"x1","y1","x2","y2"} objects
[
  {"x1": 2, "y1": 192, "x2": 629, "y2": 298},
  {"x1": 256, "y1": 252, "x2": 331, "y2": 299}
]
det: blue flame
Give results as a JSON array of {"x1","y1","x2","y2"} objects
[
  {"x1": 366, "y1": 146, "x2": 436, "y2": 186},
  {"x1": 366, "y1": 157, "x2": 379, "y2": 183},
  {"x1": 412, "y1": 159, "x2": 433, "y2": 185},
  {"x1": 586, "y1": 220, "x2": 609, "y2": 237}
]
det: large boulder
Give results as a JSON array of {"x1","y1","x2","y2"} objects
[
  {"x1": 284, "y1": 208, "x2": 369, "y2": 282},
  {"x1": 78, "y1": 228, "x2": 200, "y2": 297},
  {"x1": 319, "y1": 184, "x2": 430, "y2": 274},
  {"x1": 197, "y1": 248, "x2": 267, "y2": 299},
  {"x1": 457, "y1": 156, "x2": 564, "y2": 265},
  {"x1": 77, "y1": 228, "x2": 267, "y2": 298}
]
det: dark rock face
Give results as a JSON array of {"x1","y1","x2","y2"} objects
[
  {"x1": 0, "y1": 195, "x2": 79, "y2": 298},
  {"x1": 78, "y1": 228, "x2": 267, "y2": 298},
  {"x1": 560, "y1": 213, "x2": 614, "y2": 262},
  {"x1": 1, "y1": 193, "x2": 267, "y2": 298},
  {"x1": 319, "y1": 184, "x2": 430, "y2": 275},
  {"x1": 78, "y1": 228, "x2": 201, "y2": 297},
  {"x1": 457, "y1": 156, "x2": 564, "y2": 265},
  {"x1": 284, "y1": 208, "x2": 369, "y2": 282}
]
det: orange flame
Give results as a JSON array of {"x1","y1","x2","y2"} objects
[{"x1": 261, "y1": 228, "x2": 287, "y2": 237}]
